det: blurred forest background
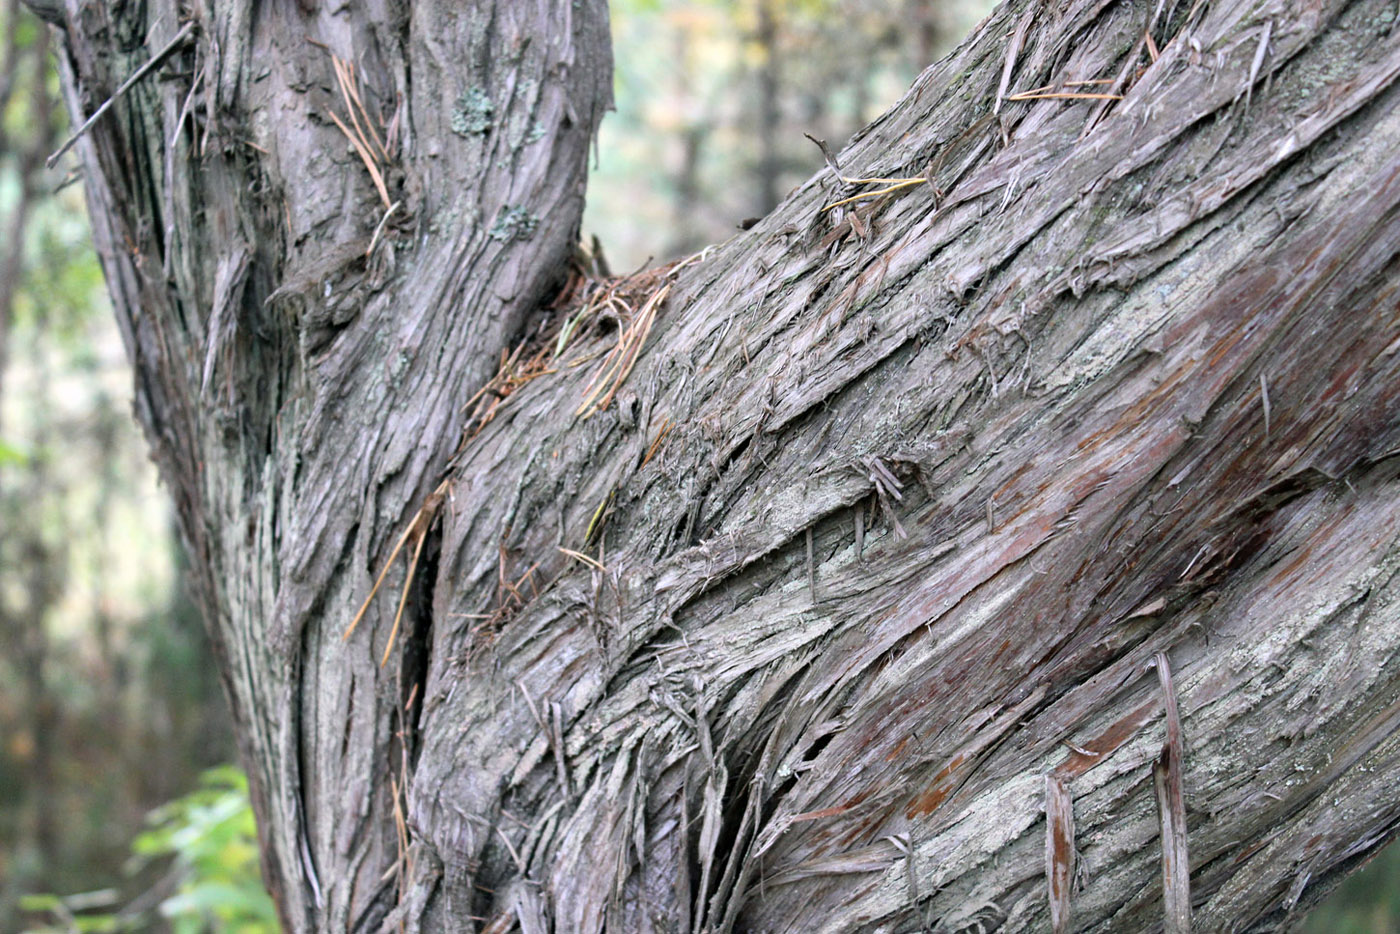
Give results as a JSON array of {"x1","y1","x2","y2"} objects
[{"x1": 1, "y1": 1, "x2": 1396, "y2": 931}]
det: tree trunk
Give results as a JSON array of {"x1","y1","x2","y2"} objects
[
  {"x1": 754, "y1": 0, "x2": 781, "y2": 215},
  {"x1": 41, "y1": 0, "x2": 1400, "y2": 930},
  {"x1": 0, "y1": 0, "x2": 56, "y2": 413}
]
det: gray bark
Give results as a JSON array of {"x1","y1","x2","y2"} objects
[{"x1": 40, "y1": 0, "x2": 1400, "y2": 931}]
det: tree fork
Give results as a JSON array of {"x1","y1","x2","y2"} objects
[{"x1": 39, "y1": 0, "x2": 1400, "y2": 931}]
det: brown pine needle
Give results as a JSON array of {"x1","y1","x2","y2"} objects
[
  {"x1": 380, "y1": 525, "x2": 428, "y2": 667},
  {"x1": 596, "y1": 285, "x2": 665, "y2": 412},
  {"x1": 344, "y1": 480, "x2": 447, "y2": 644},
  {"x1": 558, "y1": 546, "x2": 606, "y2": 571},
  {"x1": 642, "y1": 417, "x2": 673, "y2": 467},
  {"x1": 822, "y1": 176, "x2": 926, "y2": 213},
  {"x1": 576, "y1": 337, "x2": 629, "y2": 415},
  {"x1": 319, "y1": 51, "x2": 392, "y2": 209},
  {"x1": 332, "y1": 55, "x2": 388, "y2": 163},
  {"x1": 1145, "y1": 30, "x2": 1161, "y2": 63},
  {"x1": 1014, "y1": 79, "x2": 1117, "y2": 97},
  {"x1": 344, "y1": 516, "x2": 419, "y2": 641},
  {"x1": 326, "y1": 108, "x2": 391, "y2": 208},
  {"x1": 390, "y1": 774, "x2": 410, "y2": 886},
  {"x1": 577, "y1": 283, "x2": 670, "y2": 418},
  {"x1": 1005, "y1": 90, "x2": 1123, "y2": 101},
  {"x1": 839, "y1": 174, "x2": 925, "y2": 185}
]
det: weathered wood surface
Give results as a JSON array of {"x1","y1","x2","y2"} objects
[{"x1": 44, "y1": 0, "x2": 1400, "y2": 929}]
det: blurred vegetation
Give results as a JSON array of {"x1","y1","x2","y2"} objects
[
  {"x1": 21, "y1": 768, "x2": 276, "y2": 934},
  {"x1": 1303, "y1": 846, "x2": 1400, "y2": 933},
  {"x1": 127, "y1": 768, "x2": 276, "y2": 934},
  {"x1": 585, "y1": 0, "x2": 993, "y2": 270},
  {"x1": 2, "y1": 0, "x2": 1396, "y2": 931}
]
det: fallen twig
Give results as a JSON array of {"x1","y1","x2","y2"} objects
[{"x1": 48, "y1": 22, "x2": 196, "y2": 168}]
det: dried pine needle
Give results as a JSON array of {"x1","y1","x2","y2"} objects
[
  {"x1": 642, "y1": 417, "x2": 673, "y2": 468},
  {"x1": 821, "y1": 176, "x2": 927, "y2": 213},
  {"x1": 558, "y1": 546, "x2": 606, "y2": 571},
  {"x1": 343, "y1": 480, "x2": 446, "y2": 649},
  {"x1": 1005, "y1": 90, "x2": 1123, "y2": 101},
  {"x1": 380, "y1": 523, "x2": 427, "y2": 667},
  {"x1": 576, "y1": 282, "x2": 670, "y2": 418}
]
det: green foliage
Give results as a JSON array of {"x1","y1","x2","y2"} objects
[
  {"x1": 20, "y1": 768, "x2": 276, "y2": 934},
  {"x1": 0, "y1": 438, "x2": 27, "y2": 465},
  {"x1": 131, "y1": 767, "x2": 277, "y2": 934},
  {"x1": 8, "y1": 182, "x2": 111, "y2": 340}
]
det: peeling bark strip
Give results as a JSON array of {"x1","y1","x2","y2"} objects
[
  {"x1": 1154, "y1": 654, "x2": 1191, "y2": 933},
  {"x1": 42, "y1": 0, "x2": 1400, "y2": 931},
  {"x1": 1045, "y1": 774, "x2": 1075, "y2": 934}
]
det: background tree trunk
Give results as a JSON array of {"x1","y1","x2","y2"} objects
[{"x1": 41, "y1": 0, "x2": 1400, "y2": 931}]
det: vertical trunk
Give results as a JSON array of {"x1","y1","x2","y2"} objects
[
  {"x1": 15, "y1": 334, "x2": 62, "y2": 882},
  {"x1": 669, "y1": 126, "x2": 707, "y2": 259},
  {"x1": 906, "y1": 0, "x2": 941, "y2": 69},
  {"x1": 47, "y1": 0, "x2": 611, "y2": 927},
  {"x1": 755, "y1": 0, "x2": 781, "y2": 214},
  {"x1": 668, "y1": 27, "x2": 707, "y2": 259},
  {"x1": 0, "y1": 3, "x2": 54, "y2": 410}
]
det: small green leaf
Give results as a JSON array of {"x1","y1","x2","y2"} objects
[
  {"x1": 18, "y1": 893, "x2": 62, "y2": 912},
  {"x1": 0, "y1": 439, "x2": 28, "y2": 466}
]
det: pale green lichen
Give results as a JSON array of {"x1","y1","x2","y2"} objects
[
  {"x1": 451, "y1": 88, "x2": 495, "y2": 136},
  {"x1": 489, "y1": 206, "x2": 538, "y2": 242}
]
